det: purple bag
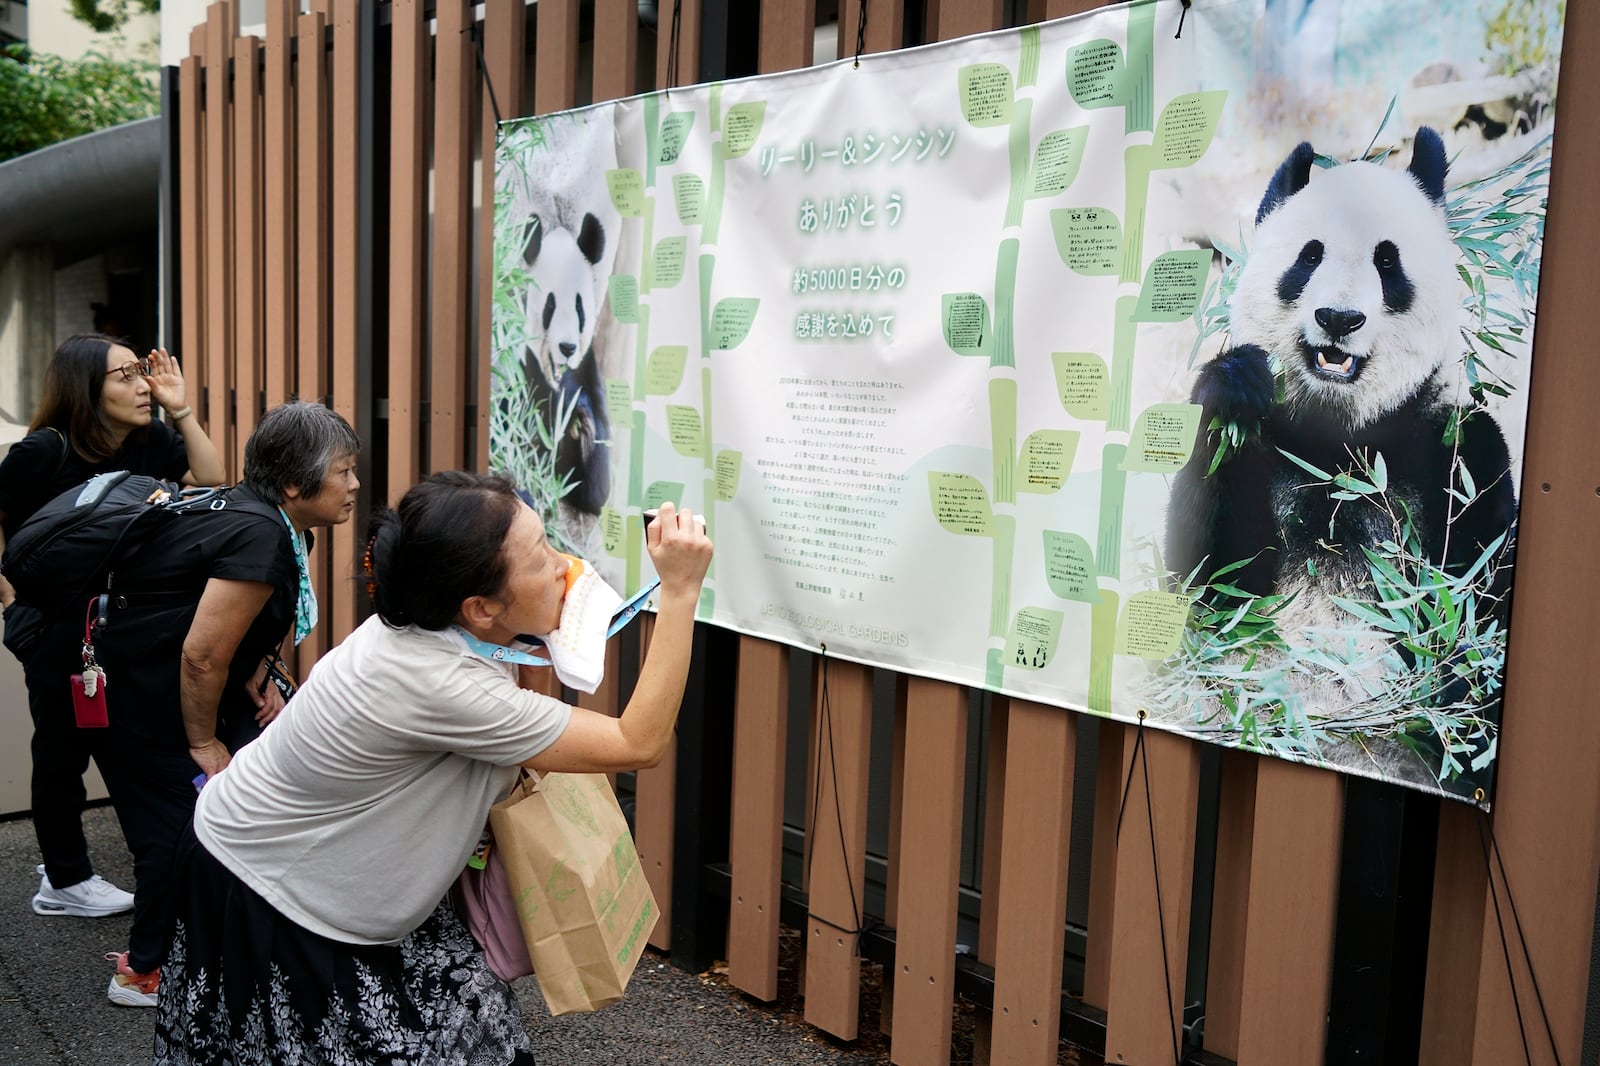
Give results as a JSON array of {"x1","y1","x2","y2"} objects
[{"x1": 453, "y1": 845, "x2": 534, "y2": 982}]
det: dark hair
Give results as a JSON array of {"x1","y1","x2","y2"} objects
[
  {"x1": 29, "y1": 333, "x2": 143, "y2": 463},
  {"x1": 364, "y1": 471, "x2": 521, "y2": 630},
  {"x1": 243, "y1": 400, "x2": 361, "y2": 504}
]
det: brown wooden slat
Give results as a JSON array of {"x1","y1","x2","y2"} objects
[
  {"x1": 534, "y1": 0, "x2": 580, "y2": 113},
  {"x1": 758, "y1": 0, "x2": 813, "y2": 73},
  {"x1": 293, "y1": 9, "x2": 330, "y2": 670},
  {"x1": 177, "y1": 57, "x2": 204, "y2": 379},
  {"x1": 328, "y1": 0, "x2": 360, "y2": 645},
  {"x1": 475, "y1": 0, "x2": 528, "y2": 474},
  {"x1": 1082, "y1": 720, "x2": 1125, "y2": 1007},
  {"x1": 189, "y1": 22, "x2": 205, "y2": 57},
  {"x1": 1201, "y1": 750, "x2": 1257, "y2": 1059},
  {"x1": 429, "y1": 0, "x2": 473, "y2": 473},
  {"x1": 802, "y1": 658, "x2": 872, "y2": 1041},
  {"x1": 592, "y1": 0, "x2": 638, "y2": 104},
  {"x1": 888, "y1": 678, "x2": 967, "y2": 1063},
  {"x1": 989, "y1": 701, "x2": 1076, "y2": 1063},
  {"x1": 576, "y1": 643, "x2": 622, "y2": 718},
  {"x1": 232, "y1": 35, "x2": 263, "y2": 473},
  {"x1": 972, "y1": 695, "x2": 1008, "y2": 1066},
  {"x1": 1103, "y1": 727, "x2": 1201, "y2": 1066},
  {"x1": 388, "y1": 0, "x2": 425, "y2": 500},
  {"x1": 837, "y1": 0, "x2": 903, "y2": 61},
  {"x1": 262, "y1": 0, "x2": 295, "y2": 414},
  {"x1": 1418, "y1": 801, "x2": 1487, "y2": 1066},
  {"x1": 1454, "y1": 4, "x2": 1600, "y2": 1057},
  {"x1": 630, "y1": 615, "x2": 674, "y2": 951},
  {"x1": 655, "y1": 0, "x2": 699, "y2": 91},
  {"x1": 727, "y1": 636, "x2": 789, "y2": 1001},
  {"x1": 203, "y1": 2, "x2": 235, "y2": 474},
  {"x1": 878, "y1": 676, "x2": 907, "y2": 1039},
  {"x1": 1234, "y1": 760, "x2": 1343, "y2": 1062},
  {"x1": 1046, "y1": 0, "x2": 1103, "y2": 18},
  {"x1": 932, "y1": 0, "x2": 1003, "y2": 41}
]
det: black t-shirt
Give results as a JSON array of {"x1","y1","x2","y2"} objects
[
  {"x1": 0, "y1": 423, "x2": 191, "y2": 540},
  {"x1": 86, "y1": 484, "x2": 305, "y2": 749}
]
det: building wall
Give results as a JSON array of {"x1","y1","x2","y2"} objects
[{"x1": 28, "y1": 0, "x2": 159, "y2": 63}]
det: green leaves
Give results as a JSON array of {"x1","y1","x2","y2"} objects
[{"x1": 0, "y1": 45, "x2": 160, "y2": 163}]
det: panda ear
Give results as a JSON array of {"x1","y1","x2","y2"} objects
[
  {"x1": 577, "y1": 212, "x2": 606, "y2": 266},
  {"x1": 1407, "y1": 126, "x2": 1448, "y2": 206},
  {"x1": 522, "y1": 216, "x2": 544, "y2": 266},
  {"x1": 1256, "y1": 141, "x2": 1315, "y2": 226}
]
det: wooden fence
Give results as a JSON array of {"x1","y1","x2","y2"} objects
[{"x1": 164, "y1": 1, "x2": 1600, "y2": 1062}]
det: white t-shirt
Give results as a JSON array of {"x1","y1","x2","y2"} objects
[{"x1": 194, "y1": 614, "x2": 573, "y2": 945}]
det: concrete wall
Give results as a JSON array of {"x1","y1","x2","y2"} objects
[{"x1": 0, "y1": 247, "x2": 54, "y2": 425}]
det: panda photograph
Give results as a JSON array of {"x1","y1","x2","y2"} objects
[{"x1": 1152, "y1": 113, "x2": 1542, "y2": 797}]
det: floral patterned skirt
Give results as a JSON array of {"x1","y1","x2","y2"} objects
[{"x1": 153, "y1": 825, "x2": 535, "y2": 1066}]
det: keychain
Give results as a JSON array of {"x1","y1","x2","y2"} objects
[{"x1": 71, "y1": 596, "x2": 110, "y2": 729}]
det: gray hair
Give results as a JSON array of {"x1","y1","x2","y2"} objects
[{"x1": 243, "y1": 400, "x2": 361, "y2": 504}]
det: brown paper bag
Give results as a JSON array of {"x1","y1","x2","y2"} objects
[{"x1": 488, "y1": 772, "x2": 658, "y2": 1015}]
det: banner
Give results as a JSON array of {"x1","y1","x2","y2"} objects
[{"x1": 492, "y1": 0, "x2": 1566, "y2": 803}]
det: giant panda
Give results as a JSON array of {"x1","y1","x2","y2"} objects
[
  {"x1": 1166, "y1": 127, "x2": 1516, "y2": 662},
  {"x1": 524, "y1": 210, "x2": 611, "y2": 516}
]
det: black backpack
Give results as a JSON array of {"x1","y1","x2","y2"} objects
[{"x1": 1, "y1": 471, "x2": 281, "y2": 616}]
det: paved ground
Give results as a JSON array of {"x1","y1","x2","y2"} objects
[{"x1": 0, "y1": 805, "x2": 888, "y2": 1065}]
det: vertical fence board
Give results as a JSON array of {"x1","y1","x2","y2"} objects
[
  {"x1": 534, "y1": 0, "x2": 580, "y2": 113},
  {"x1": 178, "y1": 57, "x2": 204, "y2": 383},
  {"x1": 803, "y1": 659, "x2": 873, "y2": 1041},
  {"x1": 1418, "y1": 800, "x2": 1487, "y2": 1066},
  {"x1": 989, "y1": 702, "x2": 1075, "y2": 1064},
  {"x1": 592, "y1": 0, "x2": 638, "y2": 103},
  {"x1": 476, "y1": 0, "x2": 528, "y2": 473},
  {"x1": 655, "y1": 0, "x2": 699, "y2": 90},
  {"x1": 972, "y1": 696, "x2": 1008, "y2": 1066},
  {"x1": 933, "y1": 0, "x2": 1003, "y2": 42},
  {"x1": 889, "y1": 679, "x2": 968, "y2": 1064},
  {"x1": 1235, "y1": 761, "x2": 1343, "y2": 1063},
  {"x1": 203, "y1": 2, "x2": 235, "y2": 474},
  {"x1": 759, "y1": 0, "x2": 813, "y2": 72},
  {"x1": 327, "y1": 0, "x2": 361, "y2": 645},
  {"x1": 879, "y1": 677, "x2": 908, "y2": 1039},
  {"x1": 838, "y1": 0, "x2": 903, "y2": 61},
  {"x1": 388, "y1": 0, "x2": 426, "y2": 501},
  {"x1": 631, "y1": 615, "x2": 676, "y2": 951},
  {"x1": 1083, "y1": 721, "x2": 1125, "y2": 1008},
  {"x1": 232, "y1": 35, "x2": 262, "y2": 472},
  {"x1": 430, "y1": 0, "x2": 473, "y2": 472},
  {"x1": 1104, "y1": 728, "x2": 1201, "y2": 1066},
  {"x1": 1202, "y1": 751, "x2": 1257, "y2": 1059},
  {"x1": 727, "y1": 636, "x2": 789, "y2": 1001},
  {"x1": 263, "y1": 0, "x2": 295, "y2": 413},
  {"x1": 576, "y1": 643, "x2": 621, "y2": 720},
  {"x1": 293, "y1": 9, "x2": 330, "y2": 669}
]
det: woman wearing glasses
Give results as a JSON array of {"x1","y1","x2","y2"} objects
[{"x1": 0, "y1": 335, "x2": 223, "y2": 933}]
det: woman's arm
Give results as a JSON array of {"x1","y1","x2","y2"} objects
[
  {"x1": 145, "y1": 348, "x2": 226, "y2": 486},
  {"x1": 181, "y1": 577, "x2": 274, "y2": 776},
  {"x1": 524, "y1": 503, "x2": 712, "y2": 774}
]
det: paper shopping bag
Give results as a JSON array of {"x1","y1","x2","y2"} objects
[{"x1": 488, "y1": 772, "x2": 659, "y2": 1015}]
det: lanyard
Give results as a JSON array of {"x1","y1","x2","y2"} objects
[{"x1": 451, "y1": 577, "x2": 661, "y2": 668}]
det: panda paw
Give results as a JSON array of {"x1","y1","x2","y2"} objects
[
  {"x1": 1192, "y1": 344, "x2": 1276, "y2": 428},
  {"x1": 568, "y1": 406, "x2": 595, "y2": 445}
]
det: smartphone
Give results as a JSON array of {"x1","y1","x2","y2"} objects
[{"x1": 642, "y1": 507, "x2": 706, "y2": 528}]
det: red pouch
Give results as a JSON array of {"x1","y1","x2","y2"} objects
[{"x1": 70, "y1": 673, "x2": 109, "y2": 729}]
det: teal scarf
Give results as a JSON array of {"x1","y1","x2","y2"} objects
[{"x1": 278, "y1": 506, "x2": 318, "y2": 645}]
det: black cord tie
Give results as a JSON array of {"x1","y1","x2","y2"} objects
[
  {"x1": 853, "y1": 0, "x2": 868, "y2": 69},
  {"x1": 666, "y1": 0, "x2": 684, "y2": 91},
  {"x1": 1175, "y1": 0, "x2": 1192, "y2": 40},
  {"x1": 1114, "y1": 712, "x2": 1183, "y2": 1066},
  {"x1": 802, "y1": 649, "x2": 870, "y2": 954},
  {"x1": 1475, "y1": 802, "x2": 1562, "y2": 1066},
  {"x1": 467, "y1": 23, "x2": 503, "y2": 128}
]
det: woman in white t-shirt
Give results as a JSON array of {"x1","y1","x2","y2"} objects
[{"x1": 151, "y1": 471, "x2": 712, "y2": 1065}]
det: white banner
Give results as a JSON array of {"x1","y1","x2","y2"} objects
[{"x1": 492, "y1": 0, "x2": 1565, "y2": 803}]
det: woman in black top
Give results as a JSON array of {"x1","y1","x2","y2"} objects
[{"x1": 0, "y1": 334, "x2": 223, "y2": 926}]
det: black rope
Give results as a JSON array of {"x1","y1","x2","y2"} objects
[
  {"x1": 666, "y1": 0, "x2": 684, "y2": 91},
  {"x1": 801, "y1": 648, "x2": 871, "y2": 951},
  {"x1": 853, "y1": 0, "x2": 868, "y2": 69},
  {"x1": 467, "y1": 24, "x2": 504, "y2": 129},
  {"x1": 1175, "y1": 0, "x2": 1192, "y2": 40},
  {"x1": 1113, "y1": 714, "x2": 1183, "y2": 1066},
  {"x1": 1475, "y1": 804, "x2": 1563, "y2": 1066}
]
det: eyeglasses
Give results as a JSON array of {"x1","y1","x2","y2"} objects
[{"x1": 105, "y1": 358, "x2": 152, "y2": 383}]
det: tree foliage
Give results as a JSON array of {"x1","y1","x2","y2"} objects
[{"x1": 0, "y1": 45, "x2": 160, "y2": 163}]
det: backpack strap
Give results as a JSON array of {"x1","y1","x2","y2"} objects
[{"x1": 44, "y1": 427, "x2": 70, "y2": 483}]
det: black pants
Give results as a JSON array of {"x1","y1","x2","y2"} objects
[{"x1": 11, "y1": 603, "x2": 96, "y2": 891}]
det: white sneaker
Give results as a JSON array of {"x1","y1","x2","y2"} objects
[
  {"x1": 32, "y1": 864, "x2": 135, "y2": 917},
  {"x1": 105, "y1": 951, "x2": 159, "y2": 1007}
]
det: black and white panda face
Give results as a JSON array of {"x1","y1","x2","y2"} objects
[
  {"x1": 523, "y1": 211, "x2": 607, "y2": 386},
  {"x1": 1229, "y1": 128, "x2": 1460, "y2": 431}
]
